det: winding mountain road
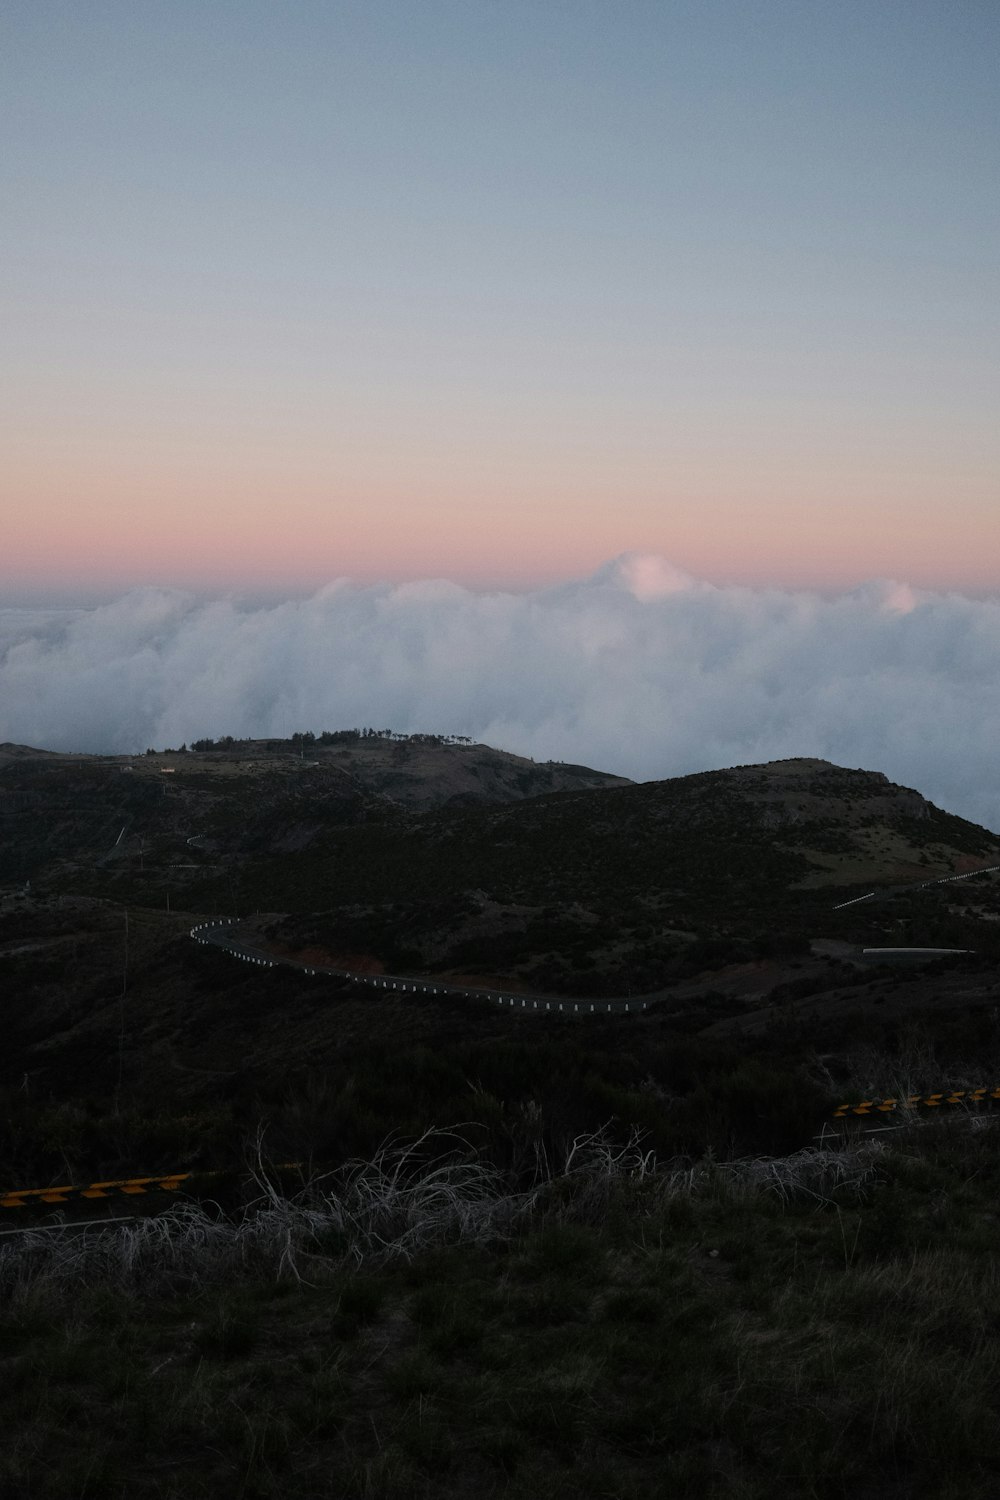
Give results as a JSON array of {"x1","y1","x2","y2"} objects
[
  {"x1": 190, "y1": 921, "x2": 648, "y2": 1016},
  {"x1": 191, "y1": 859, "x2": 1000, "y2": 1014}
]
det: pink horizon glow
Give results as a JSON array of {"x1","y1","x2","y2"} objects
[{"x1": 5, "y1": 475, "x2": 999, "y2": 601}]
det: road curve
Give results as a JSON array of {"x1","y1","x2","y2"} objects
[{"x1": 190, "y1": 921, "x2": 647, "y2": 1017}]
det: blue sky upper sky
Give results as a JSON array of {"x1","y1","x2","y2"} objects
[{"x1": 3, "y1": 0, "x2": 998, "y2": 599}]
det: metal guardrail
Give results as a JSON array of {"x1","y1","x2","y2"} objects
[
  {"x1": 1, "y1": 1173, "x2": 192, "y2": 1210},
  {"x1": 1, "y1": 1163, "x2": 305, "y2": 1214},
  {"x1": 833, "y1": 1087, "x2": 1000, "y2": 1119},
  {"x1": 832, "y1": 863, "x2": 1000, "y2": 910},
  {"x1": 190, "y1": 921, "x2": 647, "y2": 1014}
]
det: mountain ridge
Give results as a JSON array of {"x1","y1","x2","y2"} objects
[{"x1": 6, "y1": 736, "x2": 998, "y2": 1016}]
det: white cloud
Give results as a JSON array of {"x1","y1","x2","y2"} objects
[{"x1": 2, "y1": 554, "x2": 999, "y2": 831}]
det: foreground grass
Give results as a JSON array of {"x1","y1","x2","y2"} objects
[{"x1": 3, "y1": 1125, "x2": 1000, "y2": 1498}]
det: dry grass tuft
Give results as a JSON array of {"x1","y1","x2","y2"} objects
[{"x1": 0, "y1": 1127, "x2": 886, "y2": 1306}]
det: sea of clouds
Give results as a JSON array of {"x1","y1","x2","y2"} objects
[{"x1": 2, "y1": 554, "x2": 999, "y2": 831}]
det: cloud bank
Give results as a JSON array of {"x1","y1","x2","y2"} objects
[{"x1": 3, "y1": 554, "x2": 999, "y2": 831}]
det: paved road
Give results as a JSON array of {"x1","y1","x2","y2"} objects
[
  {"x1": 832, "y1": 863, "x2": 1000, "y2": 911},
  {"x1": 190, "y1": 921, "x2": 648, "y2": 1017}
]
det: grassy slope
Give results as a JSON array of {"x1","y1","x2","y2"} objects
[{"x1": 4, "y1": 1125, "x2": 1000, "y2": 1499}]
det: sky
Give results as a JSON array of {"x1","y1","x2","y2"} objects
[{"x1": 3, "y1": 0, "x2": 998, "y2": 601}]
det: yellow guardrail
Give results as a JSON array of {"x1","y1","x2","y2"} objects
[
  {"x1": 833, "y1": 1087, "x2": 1000, "y2": 1119},
  {"x1": 1, "y1": 1173, "x2": 192, "y2": 1209},
  {"x1": 0, "y1": 1163, "x2": 305, "y2": 1212}
]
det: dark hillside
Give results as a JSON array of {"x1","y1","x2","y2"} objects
[
  {"x1": 2, "y1": 745, "x2": 999, "y2": 1199},
  {"x1": 8, "y1": 746, "x2": 998, "y2": 1001},
  {"x1": 178, "y1": 757, "x2": 1000, "y2": 996},
  {"x1": 4, "y1": 747, "x2": 1000, "y2": 1128}
]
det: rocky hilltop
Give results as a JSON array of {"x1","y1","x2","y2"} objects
[
  {"x1": 655, "y1": 757, "x2": 996, "y2": 886},
  {"x1": 294, "y1": 732, "x2": 631, "y2": 810},
  {"x1": 0, "y1": 733, "x2": 629, "y2": 882}
]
